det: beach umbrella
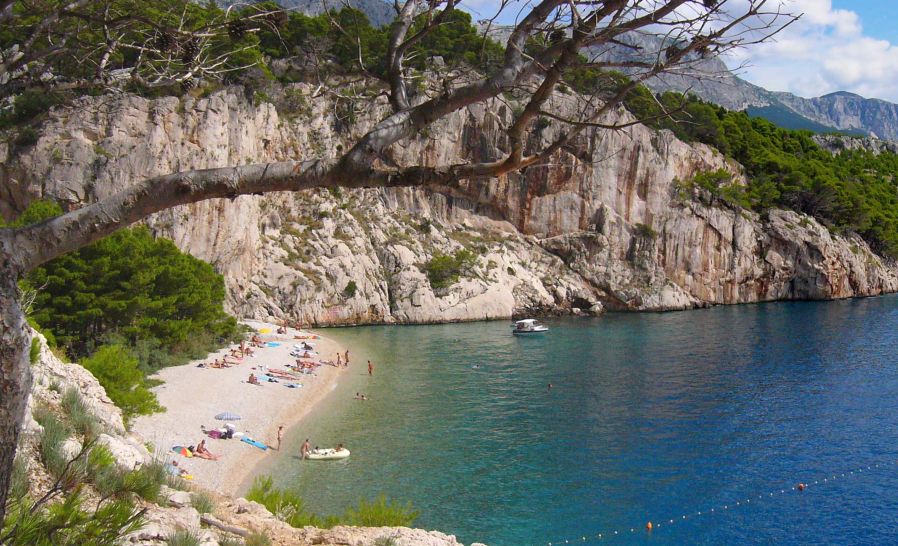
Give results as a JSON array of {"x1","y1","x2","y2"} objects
[
  {"x1": 215, "y1": 412, "x2": 242, "y2": 421},
  {"x1": 171, "y1": 446, "x2": 193, "y2": 457},
  {"x1": 258, "y1": 328, "x2": 271, "y2": 333}
]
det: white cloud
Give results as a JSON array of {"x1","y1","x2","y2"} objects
[{"x1": 723, "y1": 0, "x2": 898, "y2": 101}]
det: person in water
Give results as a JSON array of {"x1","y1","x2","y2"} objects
[
  {"x1": 300, "y1": 438, "x2": 311, "y2": 459},
  {"x1": 368, "y1": 360, "x2": 373, "y2": 375}
]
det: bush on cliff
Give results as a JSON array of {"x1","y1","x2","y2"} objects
[
  {"x1": 16, "y1": 199, "x2": 239, "y2": 370},
  {"x1": 80, "y1": 345, "x2": 163, "y2": 419}
]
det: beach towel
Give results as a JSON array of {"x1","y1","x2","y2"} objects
[
  {"x1": 266, "y1": 342, "x2": 281, "y2": 347},
  {"x1": 286, "y1": 383, "x2": 302, "y2": 388},
  {"x1": 241, "y1": 437, "x2": 268, "y2": 450}
]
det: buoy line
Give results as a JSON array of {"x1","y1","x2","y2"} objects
[{"x1": 539, "y1": 459, "x2": 895, "y2": 545}]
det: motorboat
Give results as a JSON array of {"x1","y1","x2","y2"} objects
[{"x1": 512, "y1": 319, "x2": 549, "y2": 335}]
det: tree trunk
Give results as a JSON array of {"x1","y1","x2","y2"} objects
[{"x1": 0, "y1": 264, "x2": 31, "y2": 526}]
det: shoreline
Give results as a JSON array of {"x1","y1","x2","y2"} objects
[{"x1": 131, "y1": 320, "x2": 354, "y2": 496}]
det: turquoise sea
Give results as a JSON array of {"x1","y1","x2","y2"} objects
[{"x1": 251, "y1": 297, "x2": 898, "y2": 545}]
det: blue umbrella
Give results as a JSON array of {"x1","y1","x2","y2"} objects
[{"x1": 214, "y1": 412, "x2": 242, "y2": 421}]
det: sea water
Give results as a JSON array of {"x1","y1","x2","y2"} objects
[{"x1": 255, "y1": 297, "x2": 898, "y2": 545}]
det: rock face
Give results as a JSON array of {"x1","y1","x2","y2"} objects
[{"x1": 2, "y1": 85, "x2": 897, "y2": 322}]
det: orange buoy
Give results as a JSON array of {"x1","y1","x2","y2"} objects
[
  {"x1": 646, "y1": 521, "x2": 653, "y2": 531},
  {"x1": 797, "y1": 483, "x2": 806, "y2": 491}
]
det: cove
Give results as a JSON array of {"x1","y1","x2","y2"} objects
[{"x1": 254, "y1": 297, "x2": 898, "y2": 545}]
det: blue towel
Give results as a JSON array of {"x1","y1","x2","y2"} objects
[{"x1": 241, "y1": 436, "x2": 268, "y2": 450}]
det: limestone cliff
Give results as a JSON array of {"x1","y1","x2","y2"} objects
[{"x1": 2, "y1": 84, "x2": 896, "y2": 323}]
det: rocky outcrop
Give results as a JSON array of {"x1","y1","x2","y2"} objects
[{"x1": 2, "y1": 84, "x2": 896, "y2": 320}]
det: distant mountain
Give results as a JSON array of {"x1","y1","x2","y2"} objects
[
  {"x1": 594, "y1": 33, "x2": 898, "y2": 141},
  {"x1": 221, "y1": 0, "x2": 395, "y2": 26}
]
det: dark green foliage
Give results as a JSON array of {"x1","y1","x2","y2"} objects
[
  {"x1": 746, "y1": 104, "x2": 866, "y2": 136},
  {"x1": 246, "y1": 476, "x2": 417, "y2": 530},
  {"x1": 1, "y1": 487, "x2": 144, "y2": 546},
  {"x1": 12, "y1": 128, "x2": 39, "y2": 147},
  {"x1": 424, "y1": 249, "x2": 478, "y2": 289},
  {"x1": 81, "y1": 345, "x2": 163, "y2": 419},
  {"x1": 9, "y1": 199, "x2": 63, "y2": 227},
  {"x1": 0, "y1": 90, "x2": 64, "y2": 129},
  {"x1": 343, "y1": 281, "x2": 358, "y2": 298},
  {"x1": 633, "y1": 223, "x2": 657, "y2": 239},
  {"x1": 29, "y1": 338, "x2": 41, "y2": 365},
  {"x1": 256, "y1": 7, "x2": 502, "y2": 77},
  {"x1": 24, "y1": 224, "x2": 238, "y2": 365}
]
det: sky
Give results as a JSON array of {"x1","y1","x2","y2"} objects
[
  {"x1": 722, "y1": 0, "x2": 898, "y2": 102},
  {"x1": 458, "y1": 0, "x2": 898, "y2": 103}
]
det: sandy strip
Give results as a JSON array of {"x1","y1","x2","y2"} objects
[{"x1": 131, "y1": 320, "x2": 351, "y2": 495}]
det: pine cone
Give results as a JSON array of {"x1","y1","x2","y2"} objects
[
  {"x1": 265, "y1": 10, "x2": 288, "y2": 28},
  {"x1": 228, "y1": 19, "x2": 248, "y2": 41},
  {"x1": 181, "y1": 37, "x2": 200, "y2": 64},
  {"x1": 154, "y1": 31, "x2": 175, "y2": 52},
  {"x1": 180, "y1": 77, "x2": 197, "y2": 93}
]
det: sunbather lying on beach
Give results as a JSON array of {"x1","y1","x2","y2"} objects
[
  {"x1": 165, "y1": 460, "x2": 190, "y2": 477},
  {"x1": 193, "y1": 440, "x2": 220, "y2": 460}
]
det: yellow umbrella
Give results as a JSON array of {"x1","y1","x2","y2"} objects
[{"x1": 258, "y1": 328, "x2": 271, "y2": 333}]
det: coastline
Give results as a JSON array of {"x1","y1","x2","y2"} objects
[{"x1": 131, "y1": 320, "x2": 353, "y2": 496}]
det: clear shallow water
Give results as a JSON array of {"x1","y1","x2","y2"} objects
[{"x1": 258, "y1": 298, "x2": 898, "y2": 545}]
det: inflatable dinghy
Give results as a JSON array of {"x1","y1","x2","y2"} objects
[{"x1": 307, "y1": 448, "x2": 350, "y2": 460}]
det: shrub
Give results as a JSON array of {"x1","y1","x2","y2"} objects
[
  {"x1": 124, "y1": 458, "x2": 169, "y2": 502},
  {"x1": 81, "y1": 345, "x2": 162, "y2": 419},
  {"x1": 343, "y1": 280, "x2": 357, "y2": 298},
  {"x1": 191, "y1": 491, "x2": 214, "y2": 514},
  {"x1": 166, "y1": 528, "x2": 202, "y2": 546},
  {"x1": 633, "y1": 223, "x2": 657, "y2": 239},
  {"x1": 341, "y1": 495, "x2": 419, "y2": 527},
  {"x1": 29, "y1": 338, "x2": 40, "y2": 365},
  {"x1": 24, "y1": 225, "x2": 238, "y2": 363},
  {"x1": 1, "y1": 488, "x2": 144, "y2": 546},
  {"x1": 374, "y1": 538, "x2": 399, "y2": 546},
  {"x1": 61, "y1": 388, "x2": 102, "y2": 439},
  {"x1": 246, "y1": 476, "x2": 325, "y2": 528},
  {"x1": 245, "y1": 532, "x2": 272, "y2": 546},
  {"x1": 13, "y1": 128, "x2": 38, "y2": 147},
  {"x1": 35, "y1": 409, "x2": 70, "y2": 478},
  {"x1": 424, "y1": 249, "x2": 478, "y2": 289}
]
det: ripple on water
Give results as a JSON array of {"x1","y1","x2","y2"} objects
[{"x1": 261, "y1": 297, "x2": 898, "y2": 546}]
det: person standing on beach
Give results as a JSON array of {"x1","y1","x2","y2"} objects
[
  {"x1": 368, "y1": 360, "x2": 373, "y2": 376},
  {"x1": 337, "y1": 353, "x2": 342, "y2": 366},
  {"x1": 344, "y1": 350, "x2": 349, "y2": 366},
  {"x1": 276, "y1": 425, "x2": 284, "y2": 451},
  {"x1": 301, "y1": 438, "x2": 311, "y2": 459}
]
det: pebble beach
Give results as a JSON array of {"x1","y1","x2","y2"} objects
[{"x1": 131, "y1": 320, "x2": 352, "y2": 495}]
